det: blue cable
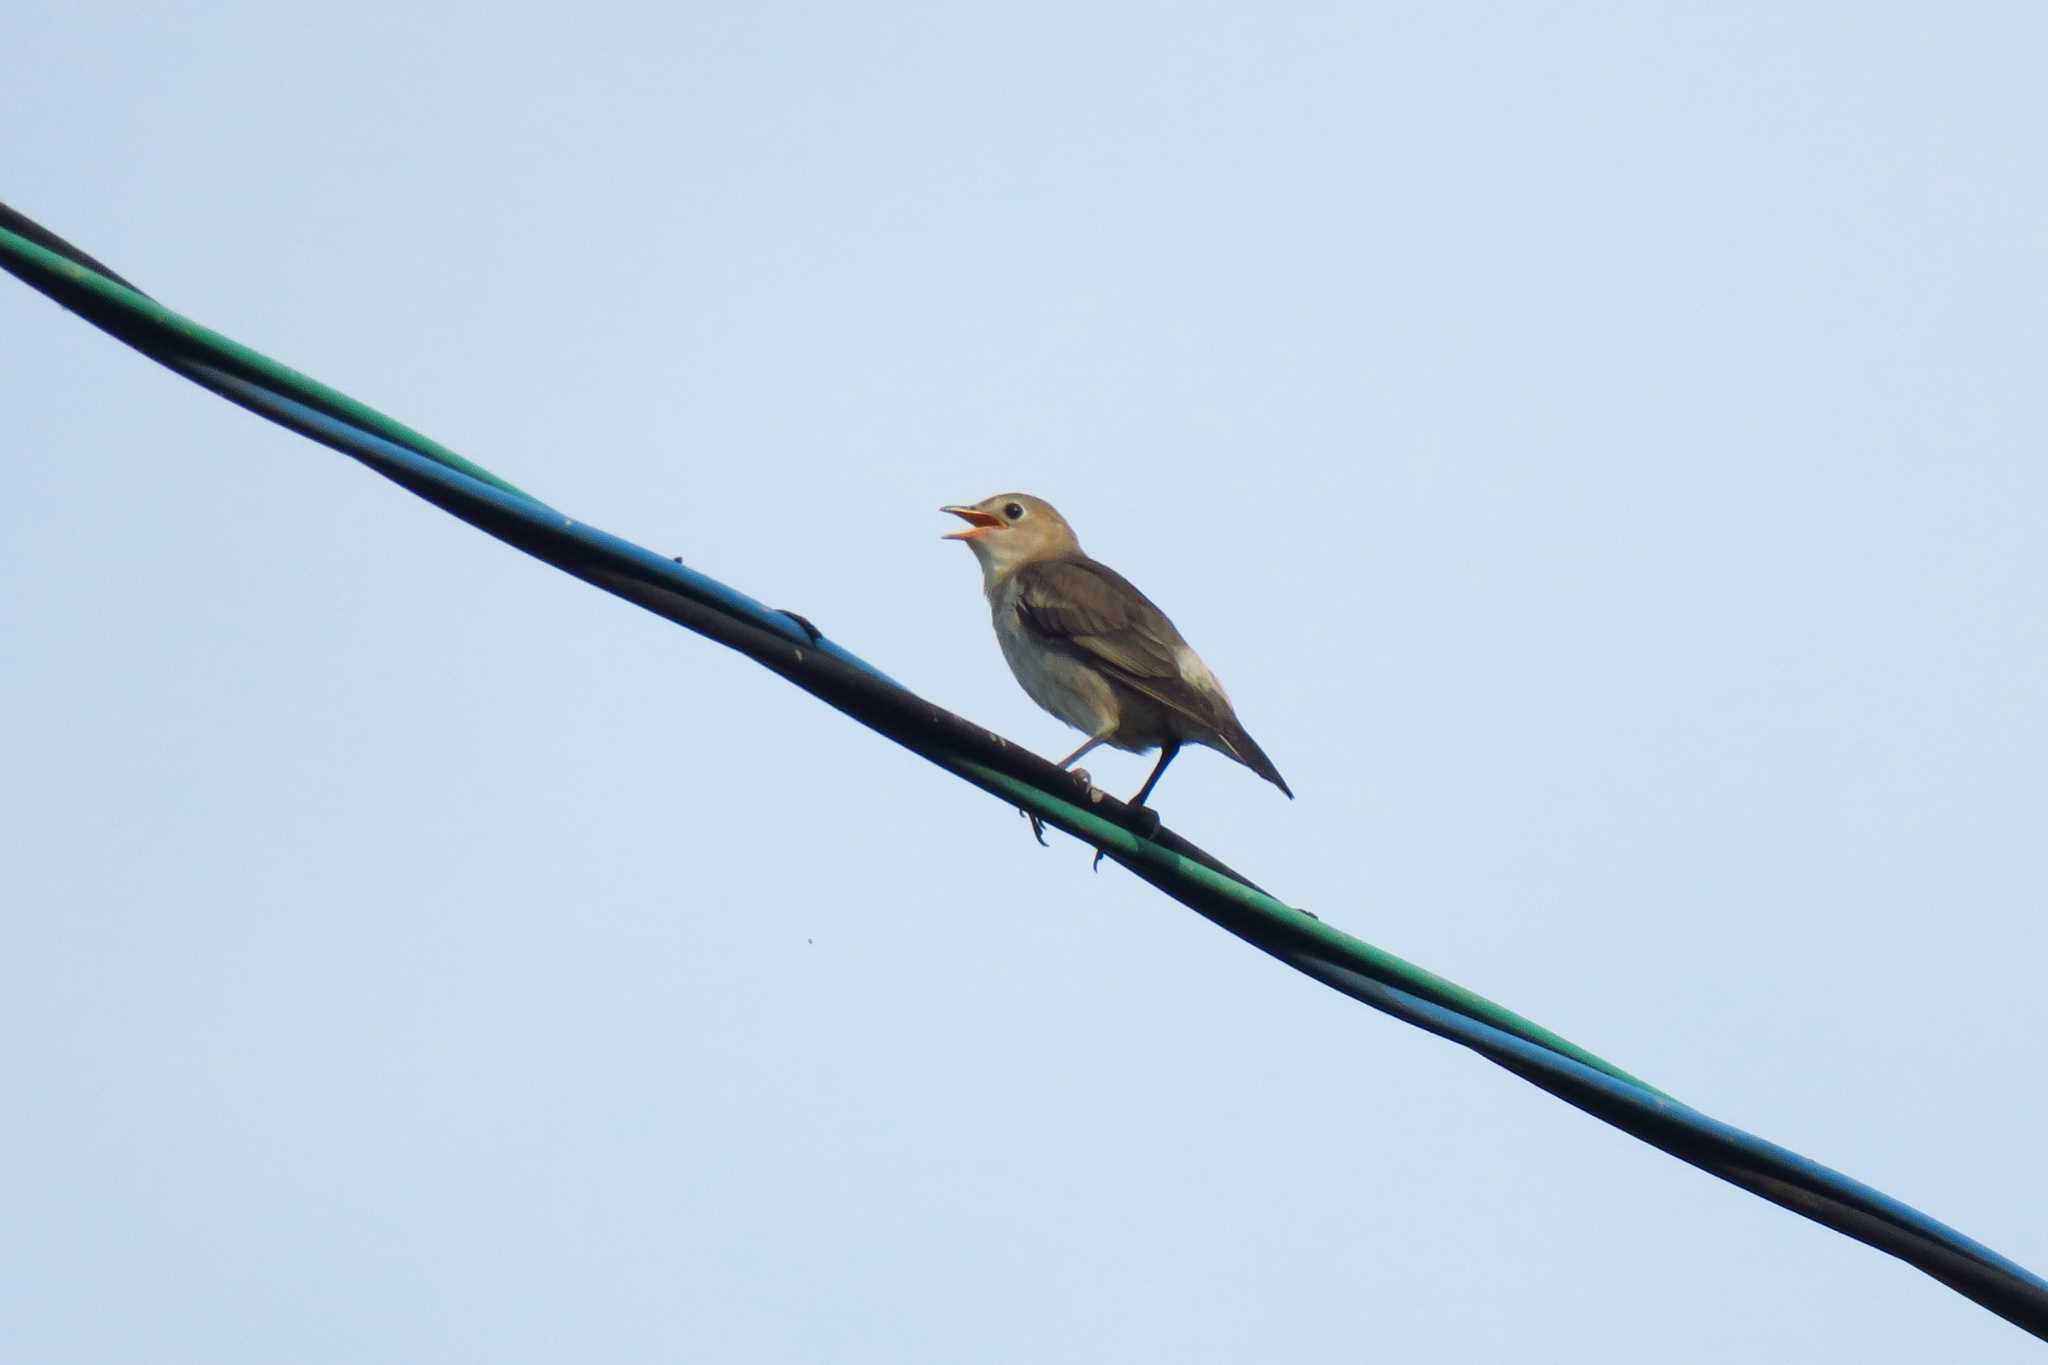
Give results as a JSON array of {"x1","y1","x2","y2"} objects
[
  {"x1": 5, "y1": 209, "x2": 2043, "y2": 1342},
  {"x1": 187, "y1": 354, "x2": 2048, "y2": 1340}
]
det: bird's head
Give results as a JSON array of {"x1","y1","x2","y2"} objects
[{"x1": 940, "y1": 493, "x2": 1082, "y2": 583}]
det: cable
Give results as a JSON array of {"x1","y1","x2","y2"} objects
[{"x1": 4, "y1": 204, "x2": 2042, "y2": 1342}]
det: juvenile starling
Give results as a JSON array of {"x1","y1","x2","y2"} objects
[{"x1": 942, "y1": 493, "x2": 1292, "y2": 823}]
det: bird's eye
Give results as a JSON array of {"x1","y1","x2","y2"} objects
[{"x1": 1004, "y1": 502, "x2": 1025, "y2": 521}]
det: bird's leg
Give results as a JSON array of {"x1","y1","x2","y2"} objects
[
  {"x1": 1022, "y1": 733, "x2": 1111, "y2": 848},
  {"x1": 1053, "y1": 734, "x2": 1108, "y2": 793},
  {"x1": 1128, "y1": 742, "x2": 1180, "y2": 819},
  {"x1": 1091, "y1": 742, "x2": 1181, "y2": 871}
]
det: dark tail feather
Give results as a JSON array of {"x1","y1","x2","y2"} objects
[{"x1": 1214, "y1": 718, "x2": 1293, "y2": 799}]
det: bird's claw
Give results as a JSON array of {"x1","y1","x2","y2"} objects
[
  {"x1": 1022, "y1": 808, "x2": 1048, "y2": 846},
  {"x1": 1088, "y1": 804, "x2": 1164, "y2": 871}
]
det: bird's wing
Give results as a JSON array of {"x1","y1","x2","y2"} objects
[{"x1": 1010, "y1": 557, "x2": 1228, "y2": 726}]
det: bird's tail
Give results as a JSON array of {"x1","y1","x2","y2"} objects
[{"x1": 1212, "y1": 719, "x2": 1293, "y2": 799}]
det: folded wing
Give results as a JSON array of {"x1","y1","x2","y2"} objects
[
  {"x1": 1012, "y1": 558, "x2": 1231, "y2": 733},
  {"x1": 1010, "y1": 557, "x2": 1292, "y2": 797}
]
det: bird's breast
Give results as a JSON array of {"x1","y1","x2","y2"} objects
[{"x1": 990, "y1": 597, "x2": 1122, "y2": 739}]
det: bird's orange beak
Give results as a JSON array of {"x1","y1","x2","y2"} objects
[{"x1": 940, "y1": 505, "x2": 1003, "y2": 541}]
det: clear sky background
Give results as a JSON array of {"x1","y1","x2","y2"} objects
[{"x1": 4, "y1": 4, "x2": 2043, "y2": 1360}]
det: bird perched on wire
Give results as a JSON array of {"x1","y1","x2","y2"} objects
[{"x1": 941, "y1": 493, "x2": 1291, "y2": 840}]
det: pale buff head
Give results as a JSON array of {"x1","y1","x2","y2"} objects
[{"x1": 940, "y1": 493, "x2": 1084, "y2": 585}]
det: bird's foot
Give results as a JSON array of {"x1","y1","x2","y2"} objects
[
  {"x1": 1088, "y1": 804, "x2": 1162, "y2": 871},
  {"x1": 1068, "y1": 768, "x2": 1109, "y2": 805},
  {"x1": 1021, "y1": 808, "x2": 1048, "y2": 847}
]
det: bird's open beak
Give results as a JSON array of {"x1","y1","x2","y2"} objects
[{"x1": 940, "y1": 505, "x2": 1003, "y2": 541}]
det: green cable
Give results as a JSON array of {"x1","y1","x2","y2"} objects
[
  {"x1": 949, "y1": 756, "x2": 1668, "y2": 1097},
  {"x1": 0, "y1": 228, "x2": 539, "y2": 504},
  {"x1": 17, "y1": 210, "x2": 2048, "y2": 1342},
  {"x1": 4, "y1": 217, "x2": 1660, "y2": 1099}
]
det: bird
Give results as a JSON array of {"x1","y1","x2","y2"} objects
[{"x1": 941, "y1": 492, "x2": 1291, "y2": 835}]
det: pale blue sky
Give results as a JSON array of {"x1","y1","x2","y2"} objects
[{"x1": 4, "y1": 4, "x2": 2044, "y2": 1360}]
